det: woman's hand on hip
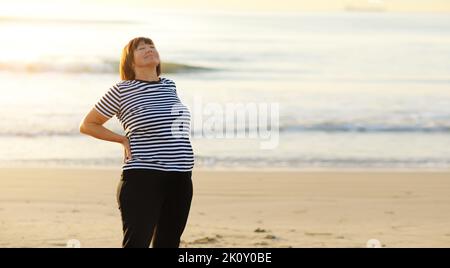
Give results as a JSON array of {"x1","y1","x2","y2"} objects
[{"x1": 121, "y1": 136, "x2": 132, "y2": 163}]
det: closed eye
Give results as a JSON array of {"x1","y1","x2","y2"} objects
[{"x1": 138, "y1": 45, "x2": 155, "y2": 50}]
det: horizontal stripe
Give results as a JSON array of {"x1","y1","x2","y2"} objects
[{"x1": 93, "y1": 77, "x2": 194, "y2": 172}]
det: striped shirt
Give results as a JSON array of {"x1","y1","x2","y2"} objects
[{"x1": 94, "y1": 77, "x2": 194, "y2": 172}]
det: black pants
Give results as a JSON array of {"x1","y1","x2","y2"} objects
[{"x1": 116, "y1": 169, "x2": 193, "y2": 248}]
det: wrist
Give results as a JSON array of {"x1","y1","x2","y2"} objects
[{"x1": 119, "y1": 135, "x2": 128, "y2": 144}]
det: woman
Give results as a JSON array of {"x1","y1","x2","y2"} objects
[{"x1": 79, "y1": 37, "x2": 195, "y2": 248}]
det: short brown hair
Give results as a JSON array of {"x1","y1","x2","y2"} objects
[{"x1": 119, "y1": 37, "x2": 161, "y2": 80}]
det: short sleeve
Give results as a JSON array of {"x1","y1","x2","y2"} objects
[
  {"x1": 94, "y1": 84, "x2": 121, "y2": 119},
  {"x1": 164, "y1": 77, "x2": 177, "y2": 94}
]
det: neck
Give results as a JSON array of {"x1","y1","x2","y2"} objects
[{"x1": 134, "y1": 67, "x2": 159, "y2": 82}]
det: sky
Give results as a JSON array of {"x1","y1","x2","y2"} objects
[{"x1": 0, "y1": 0, "x2": 449, "y2": 20}]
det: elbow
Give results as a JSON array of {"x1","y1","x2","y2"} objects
[{"x1": 79, "y1": 122, "x2": 87, "y2": 134}]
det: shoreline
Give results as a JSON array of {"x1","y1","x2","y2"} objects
[{"x1": 2, "y1": 165, "x2": 450, "y2": 173}]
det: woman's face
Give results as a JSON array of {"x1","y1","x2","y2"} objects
[{"x1": 133, "y1": 41, "x2": 160, "y2": 69}]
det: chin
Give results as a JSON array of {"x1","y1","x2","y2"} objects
[
  {"x1": 147, "y1": 59, "x2": 159, "y2": 65},
  {"x1": 142, "y1": 61, "x2": 159, "y2": 67}
]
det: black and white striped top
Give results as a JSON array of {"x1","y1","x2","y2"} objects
[{"x1": 94, "y1": 77, "x2": 194, "y2": 172}]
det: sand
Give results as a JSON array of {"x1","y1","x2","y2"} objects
[{"x1": 0, "y1": 168, "x2": 449, "y2": 248}]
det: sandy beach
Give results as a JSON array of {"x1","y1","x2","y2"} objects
[{"x1": 0, "y1": 168, "x2": 449, "y2": 248}]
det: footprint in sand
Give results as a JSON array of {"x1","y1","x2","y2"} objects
[
  {"x1": 49, "y1": 242, "x2": 68, "y2": 247},
  {"x1": 191, "y1": 236, "x2": 218, "y2": 244},
  {"x1": 264, "y1": 235, "x2": 277, "y2": 240},
  {"x1": 305, "y1": 232, "x2": 333, "y2": 236},
  {"x1": 254, "y1": 241, "x2": 269, "y2": 246},
  {"x1": 391, "y1": 225, "x2": 405, "y2": 230}
]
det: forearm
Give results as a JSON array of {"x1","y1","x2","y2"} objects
[{"x1": 80, "y1": 123, "x2": 125, "y2": 144}]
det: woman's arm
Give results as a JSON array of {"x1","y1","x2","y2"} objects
[{"x1": 79, "y1": 108, "x2": 132, "y2": 162}]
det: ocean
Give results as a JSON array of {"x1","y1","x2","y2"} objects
[{"x1": 1, "y1": 10, "x2": 449, "y2": 169}]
